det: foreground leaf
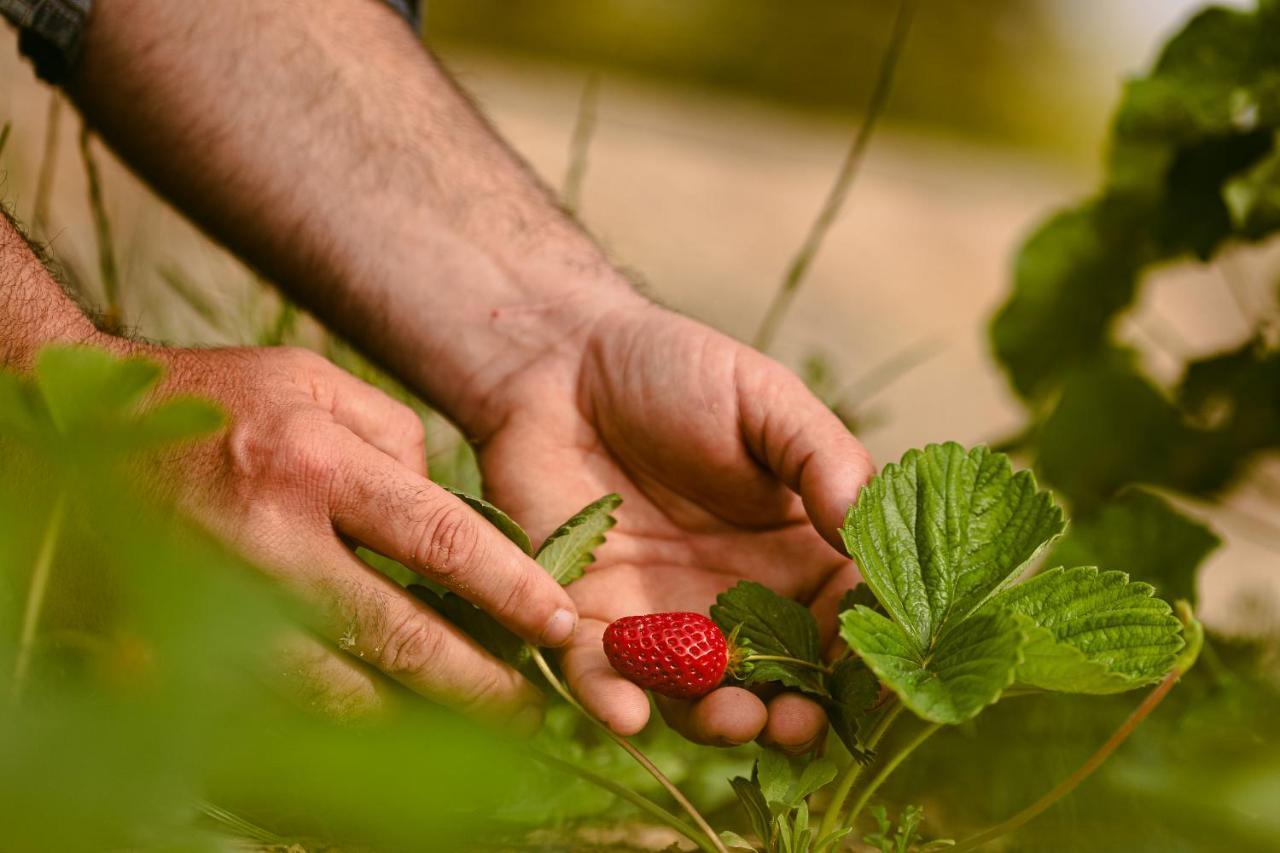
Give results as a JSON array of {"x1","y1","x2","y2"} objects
[
  {"x1": 840, "y1": 442, "x2": 1064, "y2": 653},
  {"x1": 985, "y1": 567, "x2": 1183, "y2": 693},
  {"x1": 710, "y1": 581, "x2": 825, "y2": 696},
  {"x1": 535, "y1": 494, "x2": 622, "y2": 585},
  {"x1": 840, "y1": 606, "x2": 1024, "y2": 724}
]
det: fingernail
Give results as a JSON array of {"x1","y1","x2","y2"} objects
[{"x1": 540, "y1": 608, "x2": 577, "y2": 647}]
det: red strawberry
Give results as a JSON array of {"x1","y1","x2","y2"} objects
[{"x1": 603, "y1": 612, "x2": 729, "y2": 700}]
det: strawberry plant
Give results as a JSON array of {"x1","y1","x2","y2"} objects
[{"x1": 444, "y1": 441, "x2": 1201, "y2": 853}]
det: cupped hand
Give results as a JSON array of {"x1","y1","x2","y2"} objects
[
  {"x1": 127, "y1": 342, "x2": 577, "y2": 723},
  {"x1": 476, "y1": 302, "x2": 875, "y2": 752}
]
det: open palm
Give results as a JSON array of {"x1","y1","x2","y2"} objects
[{"x1": 478, "y1": 304, "x2": 874, "y2": 749}]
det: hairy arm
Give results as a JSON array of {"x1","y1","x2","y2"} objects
[{"x1": 67, "y1": 0, "x2": 641, "y2": 439}]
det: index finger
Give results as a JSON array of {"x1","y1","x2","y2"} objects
[{"x1": 329, "y1": 436, "x2": 578, "y2": 648}]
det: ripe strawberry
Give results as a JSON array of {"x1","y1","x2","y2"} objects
[{"x1": 603, "y1": 612, "x2": 730, "y2": 700}]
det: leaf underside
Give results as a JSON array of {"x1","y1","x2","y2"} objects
[
  {"x1": 444, "y1": 486, "x2": 534, "y2": 555},
  {"x1": 534, "y1": 493, "x2": 622, "y2": 585}
]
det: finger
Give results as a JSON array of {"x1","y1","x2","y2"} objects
[
  {"x1": 561, "y1": 618, "x2": 651, "y2": 736},
  {"x1": 655, "y1": 686, "x2": 768, "y2": 746},
  {"x1": 323, "y1": 368, "x2": 428, "y2": 477},
  {"x1": 293, "y1": 535, "x2": 545, "y2": 720},
  {"x1": 738, "y1": 355, "x2": 876, "y2": 552},
  {"x1": 757, "y1": 693, "x2": 828, "y2": 755},
  {"x1": 330, "y1": 439, "x2": 579, "y2": 647},
  {"x1": 269, "y1": 629, "x2": 402, "y2": 721}
]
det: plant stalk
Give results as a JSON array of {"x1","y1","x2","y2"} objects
[
  {"x1": 844, "y1": 721, "x2": 942, "y2": 831},
  {"x1": 528, "y1": 646, "x2": 728, "y2": 853},
  {"x1": 562, "y1": 73, "x2": 600, "y2": 214},
  {"x1": 950, "y1": 670, "x2": 1182, "y2": 852},
  {"x1": 79, "y1": 125, "x2": 123, "y2": 333},
  {"x1": 752, "y1": 0, "x2": 916, "y2": 352},
  {"x1": 32, "y1": 93, "x2": 63, "y2": 239},
  {"x1": 11, "y1": 492, "x2": 67, "y2": 703},
  {"x1": 531, "y1": 750, "x2": 713, "y2": 852},
  {"x1": 815, "y1": 700, "x2": 903, "y2": 848},
  {"x1": 744, "y1": 654, "x2": 830, "y2": 673}
]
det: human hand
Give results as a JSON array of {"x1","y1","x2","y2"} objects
[
  {"x1": 125, "y1": 342, "x2": 578, "y2": 723},
  {"x1": 473, "y1": 300, "x2": 874, "y2": 752}
]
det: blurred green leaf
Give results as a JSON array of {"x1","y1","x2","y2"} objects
[{"x1": 35, "y1": 346, "x2": 161, "y2": 433}]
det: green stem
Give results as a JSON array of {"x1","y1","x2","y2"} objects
[
  {"x1": 527, "y1": 646, "x2": 728, "y2": 853},
  {"x1": 744, "y1": 654, "x2": 830, "y2": 673},
  {"x1": 11, "y1": 492, "x2": 67, "y2": 703},
  {"x1": 844, "y1": 721, "x2": 942, "y2": 831},
  {"x1": 561, "y1": 73, "x2": 600, "y2": 214},
  {"x1": 815, "y1": 700, "x2": 903, "y2": 848},
  {"x1": 32, "y1": 93, "x2": 63, "y2": 239},
  {"x1": 79, "y1": 126, "x2": 122, "y2": 332},
  {"x1": 531, "y1": 750, "x2": 712, "y2": 852},
  {"x1": 752, "y1": 0, "x2": 916, "y2": 352},
  {"x1": 951, "y1": 670, "x2": 1182, "y2": 852}
]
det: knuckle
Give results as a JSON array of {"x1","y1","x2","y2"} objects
[
  {"x1": 376, "y1": 613, "x2": 447, "y2": 678},
  {"x1": 410, "y1": 500, "x2": 484, "y2": 578},
  {"x1": 496, "y1": 564, "x2": 534, "y2": 620}
]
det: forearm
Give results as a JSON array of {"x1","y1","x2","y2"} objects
[
  {"x1": 67, "y1": 0, "x2": 642, "y2": 436},
  {"x1": 0, "y1": 210, "x2": 106, "y2": 368}
]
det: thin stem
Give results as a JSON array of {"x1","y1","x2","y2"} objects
[
  {"x1": 0, "y1": 121, "x2": 10, "y2": 157},
  {"x1": 752, "y1": 0, "x2": 916, "y2": 352},
  {"x1": 32, "y1": 93, "x2": 63, "y2": 239},
  {"x1": 531, "y1": 750, "x2": 713, "y2": 852},
  {"x1": 951, "y1": 670, "x2": 1182, "y2": 852},
  {"x1": 744, "y1": 654, "x2": 830, "y2": 673},
  {"x1": 844, "y1": 721, "x2": 942, "y2": 831},
  {"x1": 78, "y1": 125, "x2": 122, "y2": 333},
  {"x1": 527, "y1": 646, "x2": 728, "y2": 853},
  {"x1": 815, "y1": 700, "x2": 903, "y2": 848},
  {"x1": 562, "y1": 73, "x2": 600, "y2": 215},
  {"x1": 11, "y1": 493, "x2": 67, "y2": 703}
]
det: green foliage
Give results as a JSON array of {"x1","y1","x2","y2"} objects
[
  {"x1": 863, "y1": 804, "x2": 952, "y2": 853},
  {"x1": 985, "y1": 567, "x2": 1184, "y2": 694},
  {"x1": 827, "y1": 657, "x2": 882, "y2": 763},
  {"x1": 992, "y1": 0, "x2": 1280, "y2": 400},
  {"x1": 534, "y1": 493, "x2": 622, "y2": 584},
  {"x1": 711, "y1": 581, "x2": 827, "y2": 696},
  {"x1": 838, "y1": 443, "x2": 1182, "y2": 724},
  {"x1": 444, "y1": 485, "x2": 534, "y2": 555}
]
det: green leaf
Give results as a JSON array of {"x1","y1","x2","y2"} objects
[
  {"x1": 444, "y1": 487, "x2": 533, "y2": 555},
  {"x1": 35, "y1": 347, "x2": 162, "y2": 433},
  {"x1": 535, "y1": 494, "x2": 621, "y2": 585},
  {"x1": 123, "y1": 397, "x2": 224, "y2": 449},
  {"x1": 710, "y1": 581, "x2": 826, "y2": 696},
  {"x1": 986, "y1": 566, "x2": 1184, "y2": 694},
  {"x1": 839, "y1": 606, "x2": 1024, "y2": 724},
  {"x1": 1224, "y1": 138, "x2": 1280, "y2": 236},
  {"x1": 826, "y1": 657, "x2": 881, "y2": 763},
  {"x1": 756, "y1": 752, "x2": 836, "y2": 815},
  {"x1": 1047, "y1": 488, "x2": 1219, "y2": 605},
  {"x1": 730, "y1": 775, "x2": 772, "y2": 846},
  {"x1": 840, "y1": 443, "x2": 1064, "y2": 653},
  {"x1": 0, "y1": 372, "x2": 47, "y2": 441},
  {"x1": 719, "y1": 830, "x2": 756, "y2": 852}
]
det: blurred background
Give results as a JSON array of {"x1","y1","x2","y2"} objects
[
  {"x1": 2, "y1": 2, "x2": 1279, "y2": 849},
  {"x1": 2, "y1": 0, "x2": 1272, "y2": 631}
]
